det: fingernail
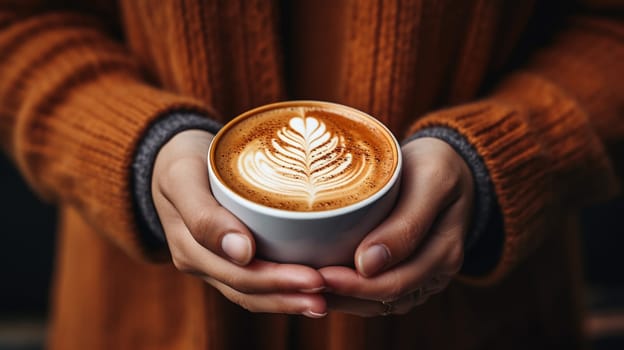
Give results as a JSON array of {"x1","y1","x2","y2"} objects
[
  {"x1": 299, "y1": 286, "x2": 326, "y2": 294},
  {"x1": 358, "y1": 244, "x2": 390, "y2": 277},
  {"x1": 302, "y1": 310, "x2": 327, "y2": 319},
  {"x1": 221, "y1": 233, "x2": 252, "y2": 265}
]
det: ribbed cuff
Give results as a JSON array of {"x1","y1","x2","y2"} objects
[{"x1": 132, "y1": 112, "x2": 222, "y2": 247}]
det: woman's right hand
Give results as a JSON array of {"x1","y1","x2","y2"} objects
[{"x1": 151, "y1": 129, "x2": 327, "y2": 318}]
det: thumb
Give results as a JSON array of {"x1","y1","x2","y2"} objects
[
  {"x1": 187, "y1": 204, "x2": 256, "y2": 266},
  {"x1": 354, "y1": 138, "x2": 468, "y2": 277},
  {"x1": 160, "y1": 161, "x2": 256, "y2": 265},
  {"x1": 154, "y1": 132, "x2": 256, "y2": 265}
]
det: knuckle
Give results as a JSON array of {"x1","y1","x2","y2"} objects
[
  {"x1": 188, "y1": 209, "x2": 218, "y2": 239},
  {"x1": 392, "y1": 218, "x2": 420, "y2": 251}
]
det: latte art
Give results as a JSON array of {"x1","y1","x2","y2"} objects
[
  {"x1": 238, "y1": 116, "x2": 371, "y2": 209},
  {"x1": 211, "y1": 103, "x2": 398, "y2": 212}
]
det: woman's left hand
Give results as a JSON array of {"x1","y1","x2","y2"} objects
[{"x1": 319, "y1": 137, "x2": 475, "y2": 316}]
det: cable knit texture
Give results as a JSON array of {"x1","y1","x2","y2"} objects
[{"x1": 0, "y1": 1, "x2": 622, "y2": 349}]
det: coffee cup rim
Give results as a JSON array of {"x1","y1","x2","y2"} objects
[{"x1": 207, "y1": 100, "x2": 403, "y2": 219}]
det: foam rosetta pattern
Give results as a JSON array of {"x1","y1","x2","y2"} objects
[{"x1": 238, "y1": 116, "x2": 371, "y2": 209}]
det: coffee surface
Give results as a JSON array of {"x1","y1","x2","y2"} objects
[{"x1": 212, "y1": 105, "x2": 397, "y2": 211}]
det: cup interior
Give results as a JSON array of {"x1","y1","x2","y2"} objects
[{"x1": 208, "y1": 100, "x2": 402, "y2": 219}]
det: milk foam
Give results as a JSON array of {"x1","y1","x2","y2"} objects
[
  {"x1": 213, "y1": 104, "x2": 397, "y2": 212},
  {"x1": 238, "y1": 115, "x2": 372, "y2": 209}
]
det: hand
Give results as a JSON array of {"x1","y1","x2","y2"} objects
[
  {"x1": 319, "y1": 137, "x2": 474, "y2": 316},
  {"x1": 151, "y1": 130, "x2": 327, "y2": 318}
]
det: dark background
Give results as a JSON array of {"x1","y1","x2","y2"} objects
[{"x1": 0, "y1": 154, "x2": 56, "y2": 316}]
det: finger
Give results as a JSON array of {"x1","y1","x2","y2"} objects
[
  {"x1": 355, "y1": 138, "x2": 467, "y2": 277},
  {"x1": 207, "y1": 278, "x2": 327, "y2": 318},
  {"x1": 161, "y1": 205, "x2": 326, "y2": 294},
  {"x1": 320, "y1": 247, "x2": 435, "y2": 302},
  {"x1": 321, "y1": 199, "x2": 466, "y2": 301},
  {"x1": 158, "y1": 154, "x2": 255, "y2": 265}
]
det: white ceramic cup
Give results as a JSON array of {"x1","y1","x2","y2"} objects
[{"x1": 207, "y1": 101, "x2": 402, "y2": 267}]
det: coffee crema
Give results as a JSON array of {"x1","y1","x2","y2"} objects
[{"x1": 211, "y1": 104, "x2": 398, "y2": 212}]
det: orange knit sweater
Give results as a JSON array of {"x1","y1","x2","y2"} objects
[{"x1": 0, "y1": 0, "x2": 622, "y2": 349}]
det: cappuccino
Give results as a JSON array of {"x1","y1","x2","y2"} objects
[{"x1": 211, "y1": 102, "x2": 398, "y2": 212}]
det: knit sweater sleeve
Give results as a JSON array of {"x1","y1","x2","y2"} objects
[
  {"x1": 0, "y1": 8, "x2": 217, "y2": 261},
  {"x1": 408, "y1": 15, "x2": 623, "y2": 284}
]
